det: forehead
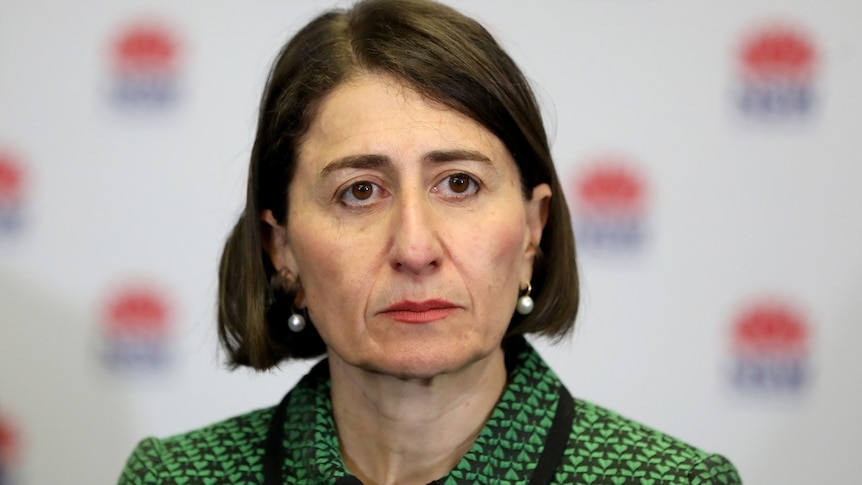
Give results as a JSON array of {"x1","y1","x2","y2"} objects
[{"x1": 296, "y1": 73, "x2": 509, "y2": 168}]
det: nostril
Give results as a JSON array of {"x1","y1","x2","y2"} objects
[{"x1": 391, "y1": 243, "x2": 442, "y2": 274}]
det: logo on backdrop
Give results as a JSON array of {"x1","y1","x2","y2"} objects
[
  {"x1": 99, "y1": 283, "x2": 174, "y2": 372},
  {"x1": 569, "y1": 157, "x2": 648, "y2": 252},
  {"x1": 0, "y1": 414, "x2": 19, "y2": 485},
  {"x1": 734, "y1": 23, "x2": 817, "y2": 119},
  {"x1": 108, "y1": 20, "x2": 182, "y2": 108},
  {"x1": 729, "y1": 299, "x2": 812, "y2": 393},
  {"x1": 0, "y1": 151, "x2": 26, "y2": 236}
]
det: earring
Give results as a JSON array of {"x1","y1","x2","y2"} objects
[
  {"x1": 516, "y1": 283, "x2": 534, "y2": 315},
  {"x1": 287, "y1": 311, "x2": 306, "y2": 332}
]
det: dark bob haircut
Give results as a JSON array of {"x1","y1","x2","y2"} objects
[{"x1": 218, "y1": 0, "x2": 579, "y2": 370}]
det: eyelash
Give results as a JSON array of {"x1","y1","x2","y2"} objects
[{"x1": 337, "y1": 173, "x2": 480, "y2": 208}]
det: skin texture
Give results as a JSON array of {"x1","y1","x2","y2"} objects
[{"x1": 263, "y1": 73, "x2": 551, "y2": 484}]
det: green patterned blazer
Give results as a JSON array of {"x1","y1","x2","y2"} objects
[{"x1": 120, "y1": 338, "x2": 742, "y2": 484}]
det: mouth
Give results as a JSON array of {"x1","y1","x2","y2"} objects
[{"x1": 380, "y1": 299, "x2": 459, "y2": 324}]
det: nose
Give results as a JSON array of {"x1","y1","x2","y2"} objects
[{"x1": 389, "y1": 195, "x2": 443, "y2": 275}]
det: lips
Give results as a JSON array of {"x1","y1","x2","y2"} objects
[{"x1": 380, "y1": 299, "x2": 459, "y2": 324}]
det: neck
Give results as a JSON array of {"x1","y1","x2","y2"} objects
[{"x1": 329, "y1": 348, "x2": 507, "y2": 485}]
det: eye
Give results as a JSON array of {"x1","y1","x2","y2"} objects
[
  {"x1": 340, "y1": 181, "x2": 385, "y2": 206},
  {"x1": 434, "y1": 172, "x2": 480, "y2": 199}
]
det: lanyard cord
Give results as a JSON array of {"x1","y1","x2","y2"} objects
[
  {"x1": 262, "y1": 384, "x2": 575, "y2": 485},
  {"x1": 262, "y1": 384, "x2": 293, "y2": 485},
  {"x1": 527, "y1": 385, "x2": 575, "y2": 485}
]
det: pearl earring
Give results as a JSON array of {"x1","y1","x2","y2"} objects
[
  {"x1": 287, "y1": 312, "x2": 306, "y2": 332},
  {"x1": 516, "y1": 283, "x2": 534, "y2": 315}
]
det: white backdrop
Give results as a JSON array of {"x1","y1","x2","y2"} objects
[{"x1": 1, "y1": 1, "x2": 860, "y2": 483}]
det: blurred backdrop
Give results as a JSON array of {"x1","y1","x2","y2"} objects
[{"x1": 1, "y1": 1, "x2": 860, "y2": 483}]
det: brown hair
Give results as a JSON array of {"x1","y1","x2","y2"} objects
[{"x1": 218, "y1": 0, "x2": 579, "y2": 370}]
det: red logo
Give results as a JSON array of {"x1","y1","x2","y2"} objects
[
  {"x1": 0, "y1": 414, "x2": 19, "y2": 470},
  {"x1": 112, "y1": 22, "x2": 179, "y2": 74},
  {"x1": 740, "y1": 26, "x2": 815, "y2": 81},
  {"x1": 100, "y1": 283, "x2": 174, "y2": 371},
  {"x1": 575, "y1": 161, "x2": 646, "y2": 215},
  {"x1": 733, "y1": 302, "x2": 808, "y2": 355},
  {"x1": 108, "y1": 19, "x2": 182, "y2": 107},
  {"x1": 734, "y1": 22, "x2": 818, "y2": 118},
  {"x1": 570, "y1": 157, "x2": 648, "y2": 250},
  {"x1": 729, "y1": 299, "x2": 812, "y2": 392},
  {"x1": 0, "y1": 153, "x2": 23, "y2": 204},
  {"x1": 0, "y1": 151, "x2": 26, "y2": 234},
  {"x1": 103, "y1": 286, "x2": 171, "y2": 339}
]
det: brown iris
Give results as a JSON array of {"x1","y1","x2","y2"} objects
[
  {"x1": 351, "y1": 183, "x2": 373, "y2": 200},
  {"x1": 448, "y1": 174, "x2": 470, "y2": 193}
]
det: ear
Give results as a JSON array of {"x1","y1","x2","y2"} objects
[
  {"x1": 521, "y1": 183, "x2": 551, "y2": 284},
  {"x1": 526, "y1": 183, "x2": 552, "y2": 252},
  {"x1": 261, "y1": 209, "x2": 300, "y2": 285}
]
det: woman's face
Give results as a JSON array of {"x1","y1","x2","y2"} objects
[{"x1": 266, "y1": 73, "x2": 550, "y2": 379}]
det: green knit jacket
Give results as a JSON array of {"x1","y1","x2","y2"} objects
[{"x1": 120, "y1": 339, "x2": 742, "y2": 484}]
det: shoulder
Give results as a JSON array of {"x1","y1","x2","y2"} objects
[
  {"x1": 560, "y1": 398, "x2": 742, "y2": 484},
  {"x1": 118, "y1": 406, "x2": 274, "y2": 484}
]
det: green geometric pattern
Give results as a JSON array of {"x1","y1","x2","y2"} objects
[{"x1": 120, "y1": 339, "x2": 742, "y2": 484}]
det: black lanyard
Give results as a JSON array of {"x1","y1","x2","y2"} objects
[{"x1": 262, "y1": 383, "x2": 575, "y2": 485}]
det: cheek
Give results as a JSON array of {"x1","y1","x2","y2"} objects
[
  {"x1": 290, "y1": 238, "x2": 371, "y2": 348},
  {"x1": 289, "y1": 218, "x2": 366, "y2": 310},
  {"x1": 454, "y1": 214, "x2": 529, "y2": 289}
]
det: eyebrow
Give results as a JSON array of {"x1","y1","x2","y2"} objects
[
  {"x1": 319, "y1": 149, "x2": 493, "y2": 178},
  {"x1": 425, "y1": 149, "x2": 491, "y2": 164},
  {"x1": 320, "y1": 154, "x2": 389, "y2": 178}
]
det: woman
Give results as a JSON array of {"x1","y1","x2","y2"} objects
[{"x1": 121, "y1": 0, "x2": 742, "y2": 483}]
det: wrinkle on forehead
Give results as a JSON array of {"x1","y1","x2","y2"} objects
[{"x1": 297, "y1": 72, "x2": 497, "y2": 162}]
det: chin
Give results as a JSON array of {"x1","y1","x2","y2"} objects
[{"x1": 352, "y1": 340, "x2": 501, "y2": 381}]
